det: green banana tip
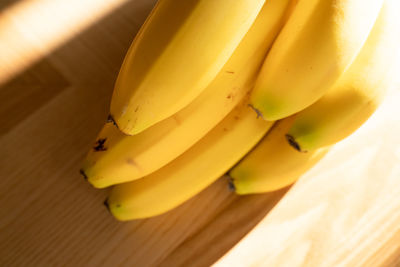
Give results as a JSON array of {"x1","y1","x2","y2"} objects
[{"x1": 79, "y1": 169, "x2": 88, "y2": 180}]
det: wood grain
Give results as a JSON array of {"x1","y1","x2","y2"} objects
[
  {"x1": 1, "y1": 0, "x2": 400, "y2": 266},
  {"x1": 0, "y1": 59, "x2": 69, "y2": 136}
]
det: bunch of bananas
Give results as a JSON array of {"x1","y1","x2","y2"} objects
[{"x1": 81, "y1": 0, "x2": 400, "y2": 221}]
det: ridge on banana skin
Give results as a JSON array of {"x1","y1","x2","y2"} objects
[
  {"x1": 81, "y1": 0, "x2": 294, "y2": 189},
  {"x1": 250, "y1": 0, "x2": 384, "y2": 121},
  {"x1": 105, "y1": 99, "x2": 274, "y2": 221},
  {"x1": 110, "y1": 0, "x2": 267, "y2": 135},
  {"x1": 286, "y1": 0, "x2": 400, "y2": 152},
  {"x1": 230, "y1": 117, "x2": 329, "y2": 195}
]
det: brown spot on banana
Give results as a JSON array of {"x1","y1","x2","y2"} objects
[{"x1": 93, "y1": 138, "x2": 107, "y2": 152}]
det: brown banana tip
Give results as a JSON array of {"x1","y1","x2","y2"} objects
[
  {"x1": 106, "y1": 114, "x2": 114, "y2": 123},
  {"x1": 247, "y1": 104, "x2": 265, "y2": 120},
  {"x1": 80, "y1": 169, "x2": 88, "y2": 180},
  {"x1": 285, "y1": 134, "x2": 305, "y2": 152},
  {"x1": 103, "y1": 198, "x2": 110, "y2": 211},
  {"x1": 227, "y1": 176, "x2": 236, "y2": 192},
  {"x1": 107, "y1": 114, "x2": 120, "y2": 130}
]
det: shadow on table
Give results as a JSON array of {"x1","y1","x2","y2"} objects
[
  {"x1": 158, "y1": 186, "x2": 291, "y2": 267},
  {"x1": 0, "y1": 0, "x2": 17, "y2": 11}
]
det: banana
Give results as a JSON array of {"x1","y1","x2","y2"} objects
[
  {"x1": 250, "y1": 0, "x2": 384, "y2": 121},
  {"x1": 105, "y1": 99, "x2": 274, "y2": 221},
  {"x1": 230, "y1": 117, "x2": 329, "y2": 195},
  {"x1": 81, "y1": 0, "x2": 294, "y2": 189},
  {"x1": 110, "y1": 0, "x2": 267, "y2": 135},
  {"x1": 286, "y1": 0, "x2": 400, "y2": 152}
]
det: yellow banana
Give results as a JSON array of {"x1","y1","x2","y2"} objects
[
  {"x1": 105, "y1": 99, "x2": 274, "y2": 221},
  {"x1": 286, "y1": 0, "x2": 400, "y2": 152},
  {"x1": 230, "y1": 117, "x2": 329, "y2": 195},
  {"x1": 81, "y1": 0, "x2": 293, "y2": 189},
  {"x1": 250, "y1": 0, "x2": 384, "y2": 121},
  {"x1": 110, "y1": 0, "x2": 267, "y2": 135}
]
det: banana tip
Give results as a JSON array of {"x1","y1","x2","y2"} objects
[
  {"x1": 247, "y1": 104, "x2": 265, "y2": 120},
  {"x1": 227, "y1": 176, "x2": 236, "y2": 192},
  {"x1": 107, "y1": 114, "x2": 120, "y2": 130},
  {"x1": 285, "y1": 134, "x2": 305, "y2": 152},
  {"x1": 103, "y1": 198, "x2": 110, "y2": 211},
  {"x1": 80, "y1": 169, "x2": 88, "y2": 180}
]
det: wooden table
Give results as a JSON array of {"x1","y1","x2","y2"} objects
[{"x1": 1, "y1": 0, "x2": 399, "y2": 266}]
